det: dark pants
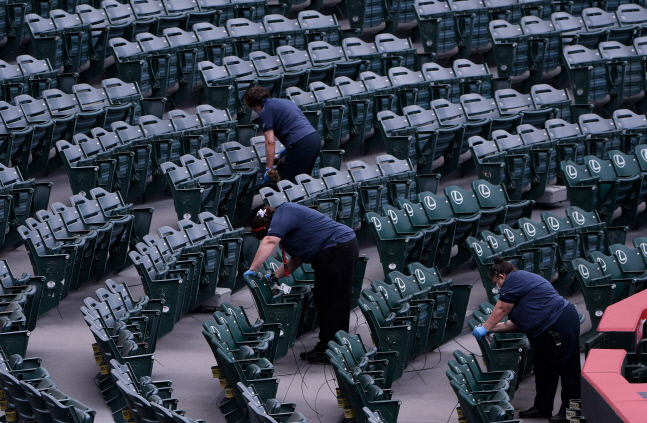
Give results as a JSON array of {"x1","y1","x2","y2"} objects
[
  {"x1": 529, "y1": 303, "x2": 581, "y2": 416},
  {"x1": 310, "y1": 237, "x2": 359, "y2": 349},
  {"x1": 278, "y1": 132, "x2": 322, "y2": 183}
]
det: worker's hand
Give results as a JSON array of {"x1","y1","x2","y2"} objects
[
  {"x1": 472, "y1": 326, "x2": 490, "y2": 340},
  {"x1": 263, "y1": 167, "x2": 273, "y2": 184},
  {"x1": 243, "y1": 270, "x2": 258, "y2": 279}
]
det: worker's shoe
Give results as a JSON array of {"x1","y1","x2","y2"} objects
[
  {"x1": 519, "y1": 407, "x2": 551, "y2": 419},
  {"x1": 300, "y1": 345, "x2": 325, "y2": 360},
  {"x1": 549, "y1": 414, "x2": 568, "y2": 423},
  {"x1": 306, "y1": 351, "x2": 330, "y2": 364}
]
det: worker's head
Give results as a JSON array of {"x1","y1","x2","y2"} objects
[
  {"x1": 488, "y1": 257, "x2": 516, "y2": 288},
  {"x1": 244, "y1": 86, "x2": 272, "y2": 112},
  {"x1": 250, "y1": 206, "x2": 276, "y2": 240}
]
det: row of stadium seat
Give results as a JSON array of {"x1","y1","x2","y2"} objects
[
  {"x1": 19, "y1": 187, "x2": 152, "y2": 315},
  {"x1": 0, "y1": 77, "x2": 165, "y2": 180},
  {"x1": 416, "y1": 0, "x2": 639, "y2": 57},
  {"x1": 0, "y1": 163, "x2": 51, "y2": 252},
  {"x1": 572, "y1": 238, "x2": 647, "y2": 336},
  {"x1": 358, "y1": 263, "x2": 471, "y2": 380},
  {"x1": 129, "y1": 211, "x2": 244, "y2": 326},
  {"x1": 0, "y1": 260, "x2": 43, "y2": 359},
  {"x1": 57, "y1": 104, "x2": 243, "y2": 204},
  {"x1": 368, "y1": 180, "x2": 533, "y2": 273},
  {"x1": 82, "y1": 279, "x2": 182, "y2": 421},
  {"x1": 446, "y1": 349, "x2": 519, "y2": 423},
  {"x1": 469, "y1": 108, "x2": 647, "y2": 200},
  {"x1": 563, "y1": 38, "x2": 647, "y2": 107},
  {"x1": 560, "y1": 147, "x2": 647, "y2": 227},
  {"x1": 238, "y1": 382, "x2": 308, "y2": 423},
  {"x1": 0, "y1": 349, "x2": 96, "y2": 422},
  {"x1": 111, "y1": 359, "x2": 205, "y2": 423},
  {"x1": 107, "y1": 29, "x2": 417, "y2": 104},
  {"x1": 0, "y1": 260, "x2": 42, "y2": 352},
  {"x1": 327, "y1": 331, "x2": 401, "y2": 423},
  {"x1": 467, "y1": 204, "x2": 628, "y2": 303},
  {"x1": 258, "y1": 154, "x2": 426, "y2": 229},
  {"x1": 24, "y1": 8, "x2": 340, "y2": 79},
  {"x1": 202, "y1": 304, "x2": 285, "y2": 423}
]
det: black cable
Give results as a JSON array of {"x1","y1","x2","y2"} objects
[
  {"x1": 452, "y1": 337, "x2": 482, "y2": 357},
  {"x1": 445, "y1": 401, "x2": 459, "y2": 423},
  {"x1": 313, "y1": 368, "x2": 338, "y2": 423},
  {"x1": 402, "y1": 349, "x2": 443, "y2": 374}
]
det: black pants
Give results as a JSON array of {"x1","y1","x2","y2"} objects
[
  {"x1": 529, "y1": 303, "x2": 581, "y2": 416},
  {"x1": 277, "y1": 132, "x2": 322, "y2": 183},
  {"x1": 310, "y1": 237, "x2": 359, "y2": 348}
]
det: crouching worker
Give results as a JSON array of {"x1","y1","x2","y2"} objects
[
  {"x1": 244, "y1": 203, "x2": 359, "y2": 364},
  {"x1": 244, "y1": 86, "x2": 322, "y2": 183}
]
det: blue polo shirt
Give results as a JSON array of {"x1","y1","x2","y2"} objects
[
  {"x1": 266, "y1": 203, "x2": 355, "y2": 263},
  {"x1": 499, "y1": 270, "x2": 569, "y2": 339},
  {"x1": 258, "y1": 98, "x2": 316, "y2": 146}
]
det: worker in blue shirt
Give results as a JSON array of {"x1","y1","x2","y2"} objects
[
  {"x1": 244, "y1": 203, "x2": 359, "y2": 364},
  {"x1": 472, "y1": 258, "x2": 580, "y2": 423},
  {"x1": 244, "y1": 86, "x2": 322, "y2": 183}
]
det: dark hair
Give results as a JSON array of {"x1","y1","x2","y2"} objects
[
  {"x1": 244, "y1": 86, "x2": 271, "y2": 109},
  {"x1": 488, "y1": 257, "x2": 516, "y2": 278},
  {"x1": 250, "y1": 206, "x2": 276, "y2": 240}
]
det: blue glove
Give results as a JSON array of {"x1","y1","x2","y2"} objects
[
  {"x1": 263, "y1": 167, "x2": 273, "y2": 184},
  {"x1": 278, "y1": 148, "x2": 287, "y2": 159},
  {"x1": 472, "y1": 326, "x2": 490, "y2": 340},
  {"x1": 243, "y1": 270, "x2": 257, "y2": 279}
]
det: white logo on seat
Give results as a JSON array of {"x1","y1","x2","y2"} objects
[
  {"x1": 595, "y1": 257, "x2": 607, "y2": 272},
  {"x1": 642, "y1": 148, "x2": 647, "y2": 163},
  {"x1": 270, "y1": 262, "x2": 279, "y2": 271},
  {"x1": 414, "y1": 269, "x2": 426, "y2": 284},
  {"x1": 578, "y1": 264, "x2": 589, "y2": 279},
  {"x1": 588, "y1": 159, "x2": 601, "y2": 173},
  {"x1": 486, "y1": 235, "x2": 498, "y2": 249},
  {"x1": 387, "y1": 209, "x2": 398, "y2": 223},
  {"x1": 504, "y1": 228, "x2": 514, "y2": 242},
  {"x1": 523, "y1": 222, "x2": 536, "y2": 237},
  {"x1": 547, "y1": 216, "x2": 560, "y2": 231},
  {"x1": 371, "y1": 216, "x2": 382, "y2": 231},
  {"x1": 403, "y1": 203, "x2": 414, "y2": 216},
  {"x1": 378, "y1": 285, "x2": 388, "y2": 299},
  {"x1": 450, "y1": 190, "x2": 463, "y2": 204},
  {"x1": 472, "y1": 242, "x2": 483, "y2": 256},
  {"x1": 613, "y1": 154, "x2": 626, "y2": 168},
  {"x1": 565, "y1": 165, "x2": 578, "y2": 179},
  {"x1": 572, "y1": 211, "x2": 585, "y2": 226},
  {"x1": 424, "y1": 196, "x2": 437, "y2": 210},
  {"x1": 615, "y1": 250, "x2": 628, "y2": 265},
  {"x1": 341, "y1": 338, "x2": 351, "y2": 347},
  {"x1": 478, "y1": 184, "x2": 491, "y2": 198},
  {"x1": 641, "y1": 243, "x2": 647, "y2": 257},
  {"x1": 395, "y1": 277, "x2": 406, "y2": 291}
]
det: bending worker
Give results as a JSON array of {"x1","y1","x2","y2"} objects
[
  {"x1": 244, "y1": 203, "x2": 359, "y2": 364},
  {"x1": 244, "y1": 86, "x2": 322, "y2": 183},
  {"x1": 472, "y1": 258, "x2": 581, "y2": 423}
]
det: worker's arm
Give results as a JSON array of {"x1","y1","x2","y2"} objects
[
  {"x1": 482, "y1": 300, "x2": 515, "y2": 332},
  {"x1": 249, "y1": 235, "x2": 281, "y2": 272},
  {"x1": 273, "y1": 256, "x2": 303, "y2": 279},
  {"x1": 265, "y1": 129, "x2": 276, "y2": 169}
]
